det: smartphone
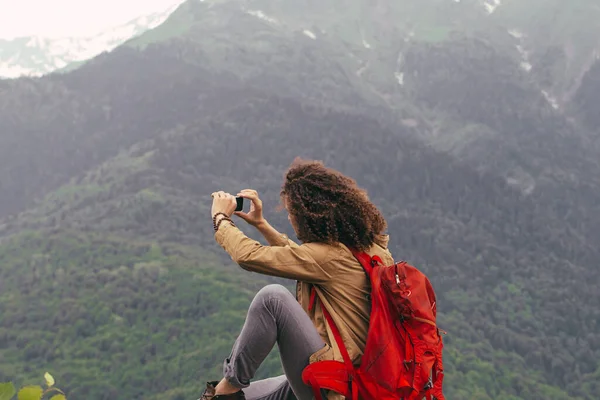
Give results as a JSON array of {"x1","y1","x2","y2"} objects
[{"x1": 235, "y1": 197, "x2": 244, "y2": 212}]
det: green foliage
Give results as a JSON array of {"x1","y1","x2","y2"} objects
[
  {"x1": 1, "y1": 373, "x2": 66, "y2": 400},
  {"x1": 0, "y1": 232, "x2": 282, "y2": 399},
  {"x1": 17, "y1": 386, "x2": 43, "y2": 400},
  {"x1": 0, "y1": 383, "x2": 16, "y2": 400}
]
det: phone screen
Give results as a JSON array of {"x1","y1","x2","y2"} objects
[{"x1": 235, "y1": 197, "x2": 244, "y2": 212}]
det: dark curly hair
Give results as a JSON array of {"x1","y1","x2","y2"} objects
[{"x1": 280, "y1": 158, "x2": 387, "y2": 251}]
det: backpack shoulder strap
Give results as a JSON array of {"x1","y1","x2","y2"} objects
[
  {"x1": 309, "y1": 286, "x2": 358, "y2": 400},
  {"x1": 309, "y1": 287, "x2": 354, "y2": 370},
  {"x1": 349, "y1": 249, "x2": 375, "y2": 275},
  {"x1": 349, "y1": 248, "x2": 387, "y2": 278}
]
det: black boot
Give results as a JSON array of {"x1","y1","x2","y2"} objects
[{"x1": 198, "y1": 381, "x2": 246, "y2": 400}]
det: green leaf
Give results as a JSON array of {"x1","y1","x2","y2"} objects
[
  {"x1": 17, "y1": 386, "x2": 43, "y2": 400},
  {"x1": 49, "y1": 395, "x2": 66, "y2": 400},
  {"x1": 44, "y1": 373, "x2": 55, "y2": 388},
  {"x1": 0, "y1": 382, "x2": 16, "y2": 400}
]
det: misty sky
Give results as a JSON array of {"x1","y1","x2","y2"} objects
[{"x1": 0, "y1": 0, "x2": 185, "y2": 39}]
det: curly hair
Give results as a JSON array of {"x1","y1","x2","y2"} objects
[{"x1": 280, "y1": 158, "x2": 387, "y2": 251}]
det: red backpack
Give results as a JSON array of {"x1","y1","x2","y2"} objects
[{"x1": 302, "y1": 250, "x2": 446, "y2": 400}]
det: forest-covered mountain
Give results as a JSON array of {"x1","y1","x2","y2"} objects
[{"x1": 1, "y1": 1, "x2": 599, "y2": 399}]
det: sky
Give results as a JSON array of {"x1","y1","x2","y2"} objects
[{"x1": 0, "y1": 0, "x2": 185, "y2": 39}]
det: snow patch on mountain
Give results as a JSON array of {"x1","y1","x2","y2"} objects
[
  {"x1": 0, "y1": 3, "x2": 180, "y2": 78},
  {"x1": 517, "y1": 44, "x2": 532, "y2": 71},
  {"x1": 395, "y1": 72, "x2": 405, "y2": 86},
  {"x1": 484, "y1": 0, "x2": 502, "y2": 14},
  {"x1": 508, "y1": 29, "x2": 523, "y2": 39},
  {"x1": 395, "y1": 51, "x2": 405, "y2": 86},
  {"x1": 508, "y1": 29, "x2": 532, "y2": 72},
  {"x1": 247, "y1": 10, "x2": 279, "y2": 25},
  {"x1": 303, "y1": 30, "x2": 317, "y2": 40},
  {"x1": 542, "y1": 90, "x2": 559, "y2": 109},
  {"x1": 0, "y1": 63, "x2": 31, "y2": 78}
]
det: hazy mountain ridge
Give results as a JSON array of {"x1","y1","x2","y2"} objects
[
  {"x1": 399, "y1": 37, "x2": 600, "y2": 247},
  {"x1": 127, "y1": 0, "x2": 600, "y2": 247},
  {"x1": 573, "y1": 59, "x2": 600, "y2": 131},
  {"x1": 132, "y1": 0, "x2": 600, "y2": 104},
  {"x1": 0, "y1": 3, "x2": 181, "y2": 78},
  {"x1": 492, "y1": 0, "x2": 600, "y2": 103}
]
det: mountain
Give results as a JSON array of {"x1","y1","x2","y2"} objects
[
  {"x1": 99, "y1": 0, "x2": 600, "y2": 258},
  {"x1": 573, "y1": 58, "x2": 600, "y2": 131},
  {"x1": 0, "y1": 3, "x2": 182, "y2": 78},
  {"x1": 492, "y1": 0, "x2": 600, "y2": 103},
  {"x1": 128, "y1": 0, "x2": 600, "y2": 102},
  {"x1": 1, "y1": 1, "x2": 599, "y2": 399}
]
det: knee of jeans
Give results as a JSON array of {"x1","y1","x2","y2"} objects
[{"x1": 252, "y1": 284, "x2": 292, "y2": 309}]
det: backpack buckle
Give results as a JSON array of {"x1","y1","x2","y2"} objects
[{"x1": 424, "y1": 377, "x2": 433, "y2": 390}]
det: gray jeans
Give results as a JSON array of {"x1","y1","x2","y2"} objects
[{"x1": 223, "y1": 284, "x2": 326, "y2": 400}]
